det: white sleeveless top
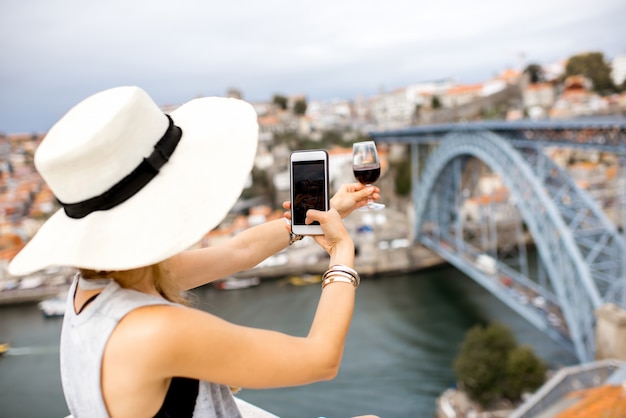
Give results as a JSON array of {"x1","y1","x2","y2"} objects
[{"x1": 60, "y1": 275, "x2": 241, "y2": 417}]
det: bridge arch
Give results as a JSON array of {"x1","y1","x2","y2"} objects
[
  {"x1": 414, "y1": 131, "x2": 601, "y2": 362},
  {"x1": 516, "y1": 146, "x2": 626, "y2": 307}
]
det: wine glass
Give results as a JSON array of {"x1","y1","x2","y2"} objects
[{"x1": 352, "y1": 141, "x2": 385, "y2": 210}]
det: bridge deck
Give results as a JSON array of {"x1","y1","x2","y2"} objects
[{"x1": 372, "y1": 119, "x2": 626, "y2": 151}]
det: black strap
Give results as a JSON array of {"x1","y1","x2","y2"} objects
[
  {"x1": 77, "y1": 293, "x2": 100, "y2": 314},
  {"x1": 58, "y1": 115, "x2": 183, "y2": 219},
  {"x1": 153, "y1": 377, "x2": 199, "y2": 418}
]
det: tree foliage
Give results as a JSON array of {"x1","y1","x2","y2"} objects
[
  {"x1": 293, "y1": 98, "x2": 307, "y2": 115},
  {"x1": 453, "y1": 323, "x2": 547, "y2": 407},
  {"x1": 564, "y1": 52, "x2": 615, "y2": 94},
  {"x1": 241, "y1": 167, "x2": 271, "y2": 200},
  {"x1": 431, "y1": 96, "x2": 442, "y2": 109},
  {"x1": 524, "y1": 63, "x2": 545, "y2": 84},
  {"x1": 503, "y1": 346, "x2": 547, "y2": 401},
  {"x1": 272, "y1": 94, "x2": 288, "y2": 110},
  {"x1": 392, "y1": 157, "x2": 412, "y2": 196}
]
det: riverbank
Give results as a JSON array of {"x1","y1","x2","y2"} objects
[
  {"x1": 0, "y1": 284, "x2": 70, "y2": 305},
  {"x1": 0, "y1": 266, "x2": 75, "y2": 306},
  {"x1": 234, "y1": 243, "x2": 446, "y2": 280},
  {"x1": 0, "y1": 243, "x2": 445, "y2": 305}
]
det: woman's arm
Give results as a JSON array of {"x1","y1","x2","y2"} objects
[
  {"x1": 172, "y1": 183, "x2": 379, "y2": 290},
  {"x1": 172, "y1": 218, "x2": 291, "y2": 290},
  {"x1": 106, "y1": 208, "x2": 358, "y2": 390}
]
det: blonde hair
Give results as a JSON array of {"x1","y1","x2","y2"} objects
[{"x1": 79, "y1": 261, "x2": 189, "y2": 306}]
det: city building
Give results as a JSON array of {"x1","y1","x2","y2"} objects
[
  {"x1": 523, "y1": 82, "x2": 556, "y2": 119},
  {"x1": 549, "y1": 76, "x2": 608, "y2": 118},
  {"x1": 611, "y1": 54, "x2": 626, "y2": 87}
]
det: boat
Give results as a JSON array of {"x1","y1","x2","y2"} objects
[
  {"x1": 18, "y1": 275, "x2": 44, "y2": 290},
  {"x1": 0, "y1": 343, "x2": 10, "y2": 356},
  {"x1": 212, "y1": 276, "x2": 260, "y2": 290},
  {"x1": 286, "y1": 274, "x2": 322, "y2": 286},
  {"x1": 38, "y1": 294, "x2": 67, "y2": 318}
]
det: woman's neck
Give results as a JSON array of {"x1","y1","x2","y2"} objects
[{"x1": 113, "y1": 267, "x2": 161, "y2": 297}]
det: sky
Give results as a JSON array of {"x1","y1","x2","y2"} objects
[{"x1": 1, "y1": 0, "x2": 625, "y2": 133}]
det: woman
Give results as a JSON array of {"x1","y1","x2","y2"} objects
[{"x1": 9, "y1": 86, "x2": 380, "y2": 417}]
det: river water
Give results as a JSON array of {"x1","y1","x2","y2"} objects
[{"x1": 0, "y1": 265, "x2": 578, "y2": 418}]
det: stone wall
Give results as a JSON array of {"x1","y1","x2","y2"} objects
[{"x1": 595, "y1": 303, "x2": 626, "y2": 360}]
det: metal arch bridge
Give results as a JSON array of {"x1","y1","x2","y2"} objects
[{"x1": 371, "y1": 119, "x2": 626, "y2": 363}]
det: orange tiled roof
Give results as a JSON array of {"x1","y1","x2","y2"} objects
[
  {"x1": 447, "y1": 84, "x2": 483, "y2": 95},
  {"x1": 555, "y1": 384, "x2": 626, "y2": 418},
  {"x1": 0, "y1": 245, "x2": 23, "y2": 261},
  {"x1": 526, "y1": 82, "x2": 553, "y2": 91},
  {"x1": 467, "y1": 191, "x2": 510, "y2": 205},
  {"x1": 327, "y1": 146, "x2": 351, "y2": 156},
  {"x1": 0, "y1": 233, "x2": 24, "y2": 261},
  {"x1": 257, "y1": 115, "x2": 280, "y2": 126},
  {"x1": 570, "y1": 162, "x2": 597, "y2": 170},
  {"x1": 498, "y1": 68, "x2": 521, "y2": 81}
]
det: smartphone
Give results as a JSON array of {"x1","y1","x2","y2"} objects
[{"x1": 290, "y1": 149, "x2": 330, "y2": 235}]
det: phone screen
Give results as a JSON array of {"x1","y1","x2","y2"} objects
[{"x1": 292, "y1": 160, "x2": 326, "y2": 226}]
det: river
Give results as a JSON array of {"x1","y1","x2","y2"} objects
[{"x1": 0, "y1": 265, "x2": 578, "y2": 418}]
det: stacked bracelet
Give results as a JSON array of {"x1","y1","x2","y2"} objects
[
  {"x1": 289, "y1": 232, "x2": 304, "y2": 245},
  {"x1": 284, "y1": 217, "x2": 304, "y2": 245},
  {"x1": 321, "y1": 265, "x2": 360, "y2": 289}
]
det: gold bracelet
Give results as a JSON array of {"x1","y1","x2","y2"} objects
[
  {"x1": 323, "y1": 265, "x2": 360, "y2": 287},
  {"x1": 321, "y1": 275, "x2": 357, "y2": 289},
  {"x1": 323, "y1": 270, "x2": 356, "y2": 284},
  {"x1": 328, "y1": 264, "x2": 358, "y2": 278}
]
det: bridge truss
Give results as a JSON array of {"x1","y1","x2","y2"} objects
[{"x1": 372, "y1": 121, "x2": 626, "y2": 363}]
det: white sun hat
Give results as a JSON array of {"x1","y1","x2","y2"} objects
[{"x1": 9, "y1": 86, "x2": 258, "y2": 276}]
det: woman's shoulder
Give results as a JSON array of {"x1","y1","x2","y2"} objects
[
  {"x1": 106, "y1": 304, "x2": 193, "y2": 368},
  {"x1": 106, "y1": 303, "x2": 230, "y2": 379},
  {"x1": 110, "y1": 303, "x2": 213, "y2": 348}
]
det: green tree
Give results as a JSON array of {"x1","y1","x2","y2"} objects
[
  {"x1": 272, "y1": 94, "x2": 288, "y2": 110},
  {"x1": 392, "y1": 158, "x2": 412, "y2": 196},
  {"x1": 241, "y1": 167, "x2": 271, "y2": 200},
  {"x1": 293, "y1": 98, "x2": 307, "y2": 115},
  {"x1": 226, "y1": 87, "x2": 243, "y2": 99},
  {"x1": 524, "y1": 63, "x2": 544, "y2": 84},
  {"x1": 564, "y1": 52, "x2": 615, "y2": 94},
  {"x1": 413, "y1": 104, "x2": 422, "y2": 122},
  {"x1": 431, "y1": 96, "x2": 442, "y2": 109},
  {"x1": 503, "y1": 346, "x2": 547, "y2": 401},
  {"x1": 453, "y1": 323, "x2": 547, "y2": 407}
]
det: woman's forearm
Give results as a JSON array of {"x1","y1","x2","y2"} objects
[
  {"x1": 224, "y1": 218, "x2": 291, "y2": 270},
  {"x1": 306, "y1": 240, "x2": 356, "y2": 376},
  {"x1": 174, "y1": 218, "x2": 291, "y2": 289}
]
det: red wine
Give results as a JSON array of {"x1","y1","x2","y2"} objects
[{"x1": 354, "y1": 166, "x2": 380, "y2": 184}]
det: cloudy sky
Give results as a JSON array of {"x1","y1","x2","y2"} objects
[{"x1": 1, "y1": 0, "x2": 625, "y2": 133}]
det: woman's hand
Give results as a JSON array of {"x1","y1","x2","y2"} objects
[
  {"x1": 304, "y1": 208, "x2": 353, "y2": 258},
  {"x1": 330, "y1": 182, "x2": 380, "y2": 217},
  {"x1": 282, "y1": 182, "x2": 380, "y2": 220}
]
